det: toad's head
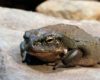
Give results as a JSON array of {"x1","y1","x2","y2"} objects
[{"x1": 23, "y1": 29, "x2": 67, "y2": 62}]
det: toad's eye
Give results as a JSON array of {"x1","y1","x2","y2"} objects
[{"x1": 46, "y1": 37, "x2": 54, "y2": 43}]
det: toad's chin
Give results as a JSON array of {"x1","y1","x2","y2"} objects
[
  {"x1": 28, "y1": 47, "x2": 68, "y2": 62},
  {"x1": 29, "y1": 51, "x2": 60, "y2": 62}
]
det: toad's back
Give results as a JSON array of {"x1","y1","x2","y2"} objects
[{"x1": 41, "y1": 24, "x2": 100, "y2": 64}]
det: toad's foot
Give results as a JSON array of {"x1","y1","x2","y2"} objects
[{"x1": 52, "y1": 49, "x2": 83, "y2": 70}]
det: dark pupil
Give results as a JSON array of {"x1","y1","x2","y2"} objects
[{"x1": 47, "y1": 39, "x2": 53, "y2": 42}]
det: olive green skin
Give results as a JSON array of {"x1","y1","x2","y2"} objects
[
  {"x1": 42, "y1": 24, "x2": 100, "y2": 66},
  {"x1": 20, "y1": 24, "x2": 100, "y2": 68}
]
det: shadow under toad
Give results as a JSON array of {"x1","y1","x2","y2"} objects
[
  {"x1": 10, "y1": 46, "x2": 78, "y2": 73},
  {"x1": 11, "y1": 46, "x2": 100, "y2": 73}
]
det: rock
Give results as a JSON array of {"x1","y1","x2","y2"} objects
[
  {"x1": 0, "y1": 7, "x2": 100, "y2": 37},
  {"x1": 37, "y1": 0, "x2": 100, "y2": 20},
  {"x1": 0, "y1": 7, "x2": 100, "y2": 80}
]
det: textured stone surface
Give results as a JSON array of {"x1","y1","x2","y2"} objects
[
  {"x1": 0, "y1": 7, "x2": 100, "y2": 37},
  {"x1": 37, "y1": 0, "x2": 100, "y2": 20},
  {"x1": 0, "y1": 7, "x2": 100, "y2": 80}
]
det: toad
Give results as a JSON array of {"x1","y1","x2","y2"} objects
[{"x1": 20, "y1": 24, "x2": 100, "y2": 69}]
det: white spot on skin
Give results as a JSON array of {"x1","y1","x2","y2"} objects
[
  {"x1": 64, "y1": 49, "x2": 68, "y2": 55},
  {"x1": 41, "y1": 48, "x2": 45, "y2": 51}
]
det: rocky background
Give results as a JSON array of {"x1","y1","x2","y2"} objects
[{"x1": 0, "y1": 0, "x2": 100, "y2": 80}]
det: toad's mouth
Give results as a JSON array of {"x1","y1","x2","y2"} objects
[{"x1": 28, "y1": 48, "x2": 68, "y2": 62}]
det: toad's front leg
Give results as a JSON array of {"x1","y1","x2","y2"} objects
[
  {"x1": 20, "y1": 41, "x2": 35, "y2": 64},
  {"x1": 52, "y1": 49, "x2": 82, "y2": 70},
  {"x1": 61, "y1": 49, "x2": 83, "y2": 67},
  {"x1": 20, "y1": 41, "x2": 31, "y2": 64},
  {"x1": 61, "y1": 49, "x2": 97, "y2": 67}
]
